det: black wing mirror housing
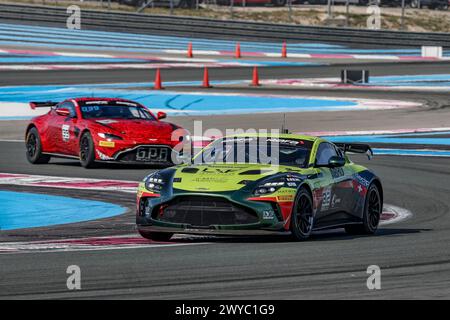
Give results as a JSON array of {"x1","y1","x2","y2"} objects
[{"x1": 328, "y1": 156, "x2": 346, "y2": 168}]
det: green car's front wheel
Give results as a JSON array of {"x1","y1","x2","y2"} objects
[
  {"x1": 138, "y1": 229, "x2": 173, "y2": 242},
  {"x1": 290, "y1": 188, "x2": 314, "y2": 241}
]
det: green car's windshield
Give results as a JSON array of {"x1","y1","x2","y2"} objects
[{"x1": 198, "y1": 137, "x2": 313, "y2": 167}]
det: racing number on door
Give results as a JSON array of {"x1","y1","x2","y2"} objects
[{"x1": 62, "y1": 124, "x2": 70, "y2": 142}]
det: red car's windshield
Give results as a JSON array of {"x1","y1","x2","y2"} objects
[{"x1": 80, "y1": 103, "x2": 156, "y2": 120}]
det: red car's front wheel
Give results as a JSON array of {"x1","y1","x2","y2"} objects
[{"x1": 79, "y1": 132, "x2": 97, "y2": 168}]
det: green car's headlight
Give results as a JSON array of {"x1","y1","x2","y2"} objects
[
  {"x1": 144, "y1": 173, "x2": 165, "y2": 192},
  {"x1": 253, "y1": 180, "x2": 285, "y2": 196}
]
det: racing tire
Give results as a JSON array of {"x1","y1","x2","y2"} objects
[
  {"x1": 290, "y1": 188, "x2": 314, "y2": 241},
  {"x1": 138, "y1": 230, "x2": 173, "y2": 242},
  {"x1": 272, "y1": 0, "x2": 287, "y2": 6},
  {"x1": 26, "y1": 127, "x2": 50, "y2": 164},
  {"x1": 79, "y1": 132, "x2": 97, "y2": 168},
  {"x1": 345, "y1": 183, "x2": 382, "y2": 235}
]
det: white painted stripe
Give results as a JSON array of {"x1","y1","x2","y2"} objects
[
  {"x1": 164, "y1": 49, "x2": 221, "y2": 56},
  {"x1": 0, "y1": 240, "x2": 210, "y2": 254},
  {"x1": 352, "y1": 54, "x2": 400, "y2": 60},
  {"x1": 380, "y1": 204, "x2": 413, "y2": 225},
  {"x1": 0, "y1": 62, "x2": 251, "y2": 71},
  {"x1": 53, "y1": 52, "x2": 115, "y2": 58},
  {"x1": 0, "y1": 172, "x2": 139, "y2": 193},
  {"x1": 0, "y1": 102, "x2": 45, "y2": 118}
]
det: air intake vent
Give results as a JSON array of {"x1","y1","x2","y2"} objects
[
  {"x1": 240, "y1": 169, "x2": 273, "y2": 175},
  {"x1": 181, "y1": 167, "x2": 199, "y2": 174}
]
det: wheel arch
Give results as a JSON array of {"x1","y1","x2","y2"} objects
[
  {"x1": 25, "y1": 123, "x2": 38, "y2": 139},
  {"x1": 371, "y1": 178, "x2": 383, "y2": 206},
  {"x1": 298, "y1": 181, "x2": 313, "y2": 198}
]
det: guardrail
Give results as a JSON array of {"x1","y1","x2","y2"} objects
[{"x1": 0, "y1": 3, "x2": 449, "y2": 48}]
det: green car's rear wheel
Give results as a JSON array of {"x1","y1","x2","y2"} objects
[
  {"x1": 290, "y1": 188, "x2": 314, "y2": 241},
  {"x1": 345, "y1": 184, "x2": 382, "y2": 235}
]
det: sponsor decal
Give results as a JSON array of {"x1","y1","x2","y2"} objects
[
  {"x1": 277, "y1": 195, "x2": 294, "y2": 202},
  {"x1": 96, "y1": 119, "x2": 118, "y2": 124},
  {"x1": 96, "y1": 150, "x2": 114, "y2": 160},
  {"x1": 331, "y1": 194, "x2": 341, "y2": 208},
  {"x1": 262, "y1": 210, "x2": 275, "y2": 220},
  {"x1": 355, "y1": 174, "x2": 370, "y2": 188},
  {"x1": 99, "y1": 140, "x2": 115, "y2": 148}
]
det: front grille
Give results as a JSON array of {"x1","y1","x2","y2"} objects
[
  {"x1": 116, "y1": 146, "x2": 172, "y2": 163},
  {"x1": 156, "y1": 196, "x2": 259, "y2": 227}
]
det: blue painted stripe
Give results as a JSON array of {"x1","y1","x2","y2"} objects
[
  {"x1": 0, "y1": 83, "x2": 359, "y2": 116},
  {"x1": 0, "y1": 56, "x2": 146, "y2": 64},
  {"x1": 327, "y1": 135, "x2": 450, "y2": 146},
  {"x1": 0, "y1": 190, "x2": 126, "y2": 230},
  {"x1": 374, "y1": 148, "x2": 450, "y2": 157},
  {"x1": 0, "y1": 23, "x2": 447, "y2": 56}
]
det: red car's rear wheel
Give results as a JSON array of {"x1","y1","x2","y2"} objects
[{"x1": 26, "y1": 127, "x2": 50, "y2": 164}]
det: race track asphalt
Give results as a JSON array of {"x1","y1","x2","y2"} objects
[
  {"x1": 2, "y1": 60, "x2": 450, "y2": 86},
  {"x1": 1, "y1": 62, "x2": 450, "y2": 299},
  {"x1": 0, "y1": 149, "x2": 450, "y2": 299}
]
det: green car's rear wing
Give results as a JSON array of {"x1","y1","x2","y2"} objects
[{"x1": 334, "y1": 143, "x2": 373, "y2": 160}]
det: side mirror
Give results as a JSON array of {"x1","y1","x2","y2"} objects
[
  {"x1": 56, "y1": 108, "x2": 71, "y2": 117},
  {"x1": 328, "y1": 156, "x2": 346, "y2": 168},
  {"x1": 157, "y1": 111, "x2": 167, "y2": 120}
]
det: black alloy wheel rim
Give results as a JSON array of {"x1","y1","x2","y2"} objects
[
  {"x1": 296, "y1": 195, "x2": 313, "y2": 235},
  {"x1": 80, "y1": 136, "x2": 89, "y2": 161},
  {"x1": 368, "y1": 189, "x2": 381, "y2": 228},
  {"x1": 27, "y1": 134, "x2": 37, "y2": 157}
]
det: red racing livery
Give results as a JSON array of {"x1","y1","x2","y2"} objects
[{"x1": 25, "y1": 97, "x2": 189, "y2": 168}]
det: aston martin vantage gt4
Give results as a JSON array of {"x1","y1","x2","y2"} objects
[{"x1": 136, "y1": 134, "x2": 383, "y2": 241}]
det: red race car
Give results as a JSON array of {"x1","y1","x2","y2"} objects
[{"x1": 25, "y1": 97, "x2": 189, "y2": 168}]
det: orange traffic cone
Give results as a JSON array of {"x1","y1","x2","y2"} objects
[
  {"x1": 154, "y1": 68, "x2": 163, "y2": 90},
  {"x1": 281, "y1": 41, "x2": 287, "y2": 58},
  {"x1": 235, "y1": 42, "x2": 241, "y2": 59},
  {"x1": 202, "y1": 67, "x2": 212, "y2": 88},
  {"x1": 251, "y1": 66, "x2": 260, "y2": 86},
  {"x1": 187, "y1": 42, "x2": 193, "y2": 58}
]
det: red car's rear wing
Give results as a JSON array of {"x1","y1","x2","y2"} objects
[
  {"x1": 29, "y1": 101, "x2": 59, "y2": 110},
  {"x1": 334, "y1": 143, "x2": 373, "y2": 160}
]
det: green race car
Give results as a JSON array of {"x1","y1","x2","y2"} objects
[{"x1": 136, "y1": 133, "x2": 383, "y2": 241}]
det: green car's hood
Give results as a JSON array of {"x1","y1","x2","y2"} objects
[{"x1": 172, "y1": 163, "x2": 307, "y2": 192}]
